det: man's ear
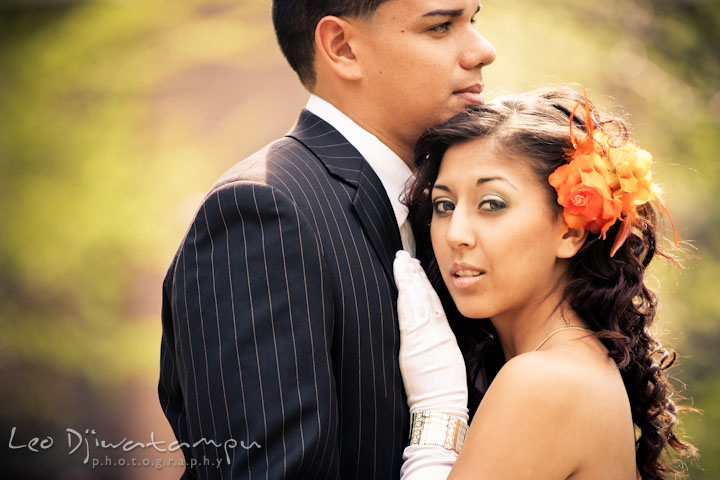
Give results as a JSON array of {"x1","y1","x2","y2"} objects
[
  {"x1": 556, "y1": 227, "x2": 588, "y2": 259},
  {"x1": 315, "y1": 16, "x2": 362, "y2": 81}
]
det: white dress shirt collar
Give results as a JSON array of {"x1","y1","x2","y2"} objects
[{"x1": 305, "y1": 94, "x2": 414, "y2": 232}]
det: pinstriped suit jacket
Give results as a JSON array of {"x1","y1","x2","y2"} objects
[{"x1": 159, "y1": 110, "x2": 409, "y2": 479}]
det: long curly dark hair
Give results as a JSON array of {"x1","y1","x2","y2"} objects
[{"x1": 406, "y1": 87, "x2": 697, "y2": 479}]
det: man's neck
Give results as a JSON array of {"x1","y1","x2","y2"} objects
[
  {"x1": 309, "y1": 92, "x2": 415, "y2": 170},
  {"x1": 356, "y1": 115, "x2": 415, "y2": 171}
]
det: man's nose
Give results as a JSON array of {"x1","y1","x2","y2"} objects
[{"x1": 459, "y1": 29, "x2": 496, "y2": 71}]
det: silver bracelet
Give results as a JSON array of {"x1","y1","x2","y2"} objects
[{"x1": 408, "y1": 410, "x2": 469, "y2": 454}]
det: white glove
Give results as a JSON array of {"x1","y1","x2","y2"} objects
[
  {"x1": 394, "y1": 250, "x2": 469, "y2": 480},
  {"x1": 394, "y1": 250, "x2": 468, "y2": 417},
  {"x1": 401, "y1": 445, "x2": 460, "y2": 480}
]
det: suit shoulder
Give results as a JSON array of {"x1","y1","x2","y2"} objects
[{"x1": 211, "y1": 136, "x2": 323, "y2": 194}]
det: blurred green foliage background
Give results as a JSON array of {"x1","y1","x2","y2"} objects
[{"x1": 0, "y1": 0, "x2": 717, "y2": 478}]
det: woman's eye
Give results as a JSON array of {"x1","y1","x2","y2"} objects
[
  {"x1": 432, "y1": 199, "x2": 455, "y2": 215},
  {"x1": 429, "y1": 22, "x2": 451, "y2": 33},
  {"x1": 479, "y1": 197, "x2": 506, "y2": 211}
]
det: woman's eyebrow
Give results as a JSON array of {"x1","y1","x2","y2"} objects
[
  {"x1": 432, "y1": 174, "x2": 516, "y2": 194},
  {"x1": 476, "y1": 176, "x2": 518, "y2": 191},
  {"x1": 432, "y1": 184, "x2": 452, "y2": 193}
]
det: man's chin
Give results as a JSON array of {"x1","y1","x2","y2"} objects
[{"x1": 453, "y1": 91, "x2": 485, "y2": 107}]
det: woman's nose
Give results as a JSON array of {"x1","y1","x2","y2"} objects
[{"x1": 446, "y1": 211, "x2": 476, "y2": 249}]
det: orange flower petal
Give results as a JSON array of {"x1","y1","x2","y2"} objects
[
  {"x1": 610, "y1": 217, "x2": 633, "y2": 257},
  {"x1": 549, "y1": 88, "x2": 676, "y2": 256}
]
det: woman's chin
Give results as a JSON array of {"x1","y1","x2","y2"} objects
[{"x1": 454, "y1": 301, "x2": 493, "y2": 320}]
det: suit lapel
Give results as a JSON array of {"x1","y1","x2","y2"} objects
[
  {"x1": 288, "y1": 110, "x2": 403, "y2": 286},
  {"x1": 350, "y1": 162, "x2": 404, "y2": 288}
]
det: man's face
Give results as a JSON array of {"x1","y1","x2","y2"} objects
[{"x1": 352, "y1": 0, "x2": 496, "y2": 151}]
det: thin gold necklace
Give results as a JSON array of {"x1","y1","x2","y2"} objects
[{"x1": 533, "y1": 325, "x2": 594, "y2": 351}]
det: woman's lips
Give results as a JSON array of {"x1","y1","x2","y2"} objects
[
  {"x1": 453, "y1": 84, "x2": 485, "y2": 105},
  {"x1": 450, "y1": 263, "x2": 486, "y2": 289},
  {"x1": 451, "y1": 272, "x2": 485, "y2": 290}
]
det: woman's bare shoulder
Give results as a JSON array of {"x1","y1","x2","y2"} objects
[
  {"x1": 487, "y1": 348, "x2": 625, "y2": 414},
  {"x1": 449, "y1": 349, "x2": 630, "y2": 479},
  {"x1": 449, "y1": 353, "x2": 589, "y2": 478}
]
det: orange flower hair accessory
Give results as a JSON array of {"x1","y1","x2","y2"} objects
[{"x1": 548, "y1": 90, "x2": 678, "y2": 257}]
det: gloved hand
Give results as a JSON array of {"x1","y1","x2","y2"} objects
[
  {"x1": 394, "y1": 250, "x2": 468, "y2": 417},
  {"x1": 394, "y1": 250, "x2": 469, "y2": 480}
]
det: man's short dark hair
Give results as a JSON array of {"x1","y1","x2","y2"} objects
[{"x1": 272, "y1": 0, "x2": 390, "y2": 88}]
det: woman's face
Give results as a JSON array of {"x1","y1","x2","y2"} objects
[{"x1": 429, "y1": 137, "x2": 573, "y2": 320}]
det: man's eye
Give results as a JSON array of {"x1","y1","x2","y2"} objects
[
  {"x1": 479, "y1": 198, "x2": 506, "y2": 211},
  {"x1": 429, "y1": 22, "x2": 451, "y2": 33},
  {"x1": 432, "y1": 199, "x2": 455, "y2": 214}
]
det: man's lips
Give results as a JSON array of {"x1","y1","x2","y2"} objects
[{"x1": 453, "y1": 84, "x2": 485, "y2": 105}]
